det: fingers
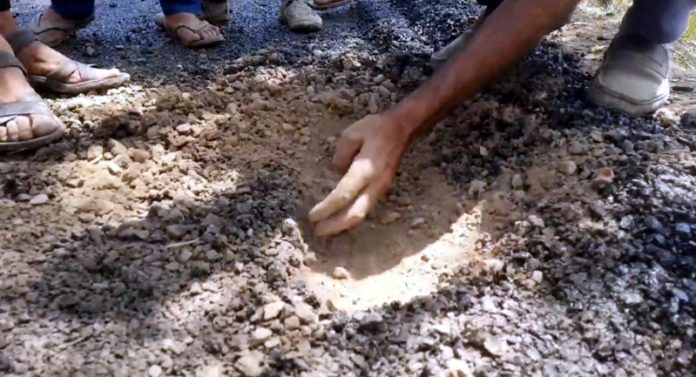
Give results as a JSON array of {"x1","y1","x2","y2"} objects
[
  {"x1": 332, "y1": 135, "x2": 361, "y2": 174},
  {"x1": 308, "y1": 158, "x2": 373, "y2": 222},
  {"x1": 314, "y1": 176, "x2": 390, "y2": 237}
]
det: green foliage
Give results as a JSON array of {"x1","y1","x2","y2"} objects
[{"x1": 687, "y1": 15, "x2": 696, "y2": 41}]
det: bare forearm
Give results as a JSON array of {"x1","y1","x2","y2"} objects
[{"x1": 388, "y1": 0, "x2": 581, "y2": 140}]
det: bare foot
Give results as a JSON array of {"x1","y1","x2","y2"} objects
[{"x1": 164, "y1": 12, "x2": 222, "y2": 47}]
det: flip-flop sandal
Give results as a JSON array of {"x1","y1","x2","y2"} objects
[
  {"x1": 8, "y1": 30, "x2": 130, "y2": 95},
  {"x1": 32, "y1": 9, "x2": 95, "y2": 48},
  {"x1": 0, "y1": 52, "x2": 65, "y2": 153},
  {"x1": 155, "y1": 15, "x2": 225, "y2": 48},
  {"x1": 308, "y1": 0, "x2": 353, "y2": 10},
  {"x1": 201, "y1": 0, "x2": 230, "y2": 26}
]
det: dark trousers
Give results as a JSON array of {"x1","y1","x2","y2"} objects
[
  {"x1": 47, "y1": 0, "x2": 227, "y2": 20},
  {"x1": 478, "y1": 0, "x2": 696, "y2": 44}
]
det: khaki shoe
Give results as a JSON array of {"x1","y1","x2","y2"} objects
[
  {"x1": 281, "y1": 0, "x2": 322, "y2": 33},
  {"x1": 587, "y1": 33, "x2": 671, "y2": 116}
]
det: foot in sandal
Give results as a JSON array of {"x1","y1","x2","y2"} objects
[
  {"x1": 0, "y1": 37, "x2": 64, "y2": 152},
  {"x1": 0, "y1": 12, "x2": 129, "y2": 94},
  {"x1": 160, "y1": 12, "x2": 224, "y2": 48},
  {"x1": 32, "y1": 6, "x2": 94, "y2": 48}
]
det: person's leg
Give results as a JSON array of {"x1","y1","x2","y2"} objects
[
  {"x1": 0, "y1": 32, "x2": 64, "y2": 151},
  {"x1": 281, "y1": 0, "x2": 323, "y2": 32},
  {"x1": 587, "y1": 0, "x2": 696, "y2": 116},
  {"x1": 50, "y1": 0, "x2": 95, "y2": 21},
  {"x1": 160, "y1": 0, "x2": 224, "y2": 48},
  {"x1": 1, "y1": 8, "x2": 128, "y2": 94},
  {"x1": 160, "y1": 0, "x2": 201, "y2": 17},
  {"x1": 33, "y1": 0, "x2": 95, "y2": 47},
  {"x1": 622, "y1": 0, "x2": 696, "y2": 44}
]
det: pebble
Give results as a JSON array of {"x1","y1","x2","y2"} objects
[
  {"x1": 531, "y1": 270, "x2": 543, "y2": 284},
  {"x1": 85, "y1": 45, "x2": 97, "y2": 57},
  {"x1": 379, "y1": 210, "x2": 401, "y2": 224},
  {"x1": 236, "y1": 354, "x2": 263, "y2": 377},
  {"x1": 468, "y1": 180, "x2": 487, "y2": 196},
  {"x1": 681, "y1": 109, "x2": 696, "y2": 128},
  {"x1": 621, "y1": 291, "x2": 644, "y2": 305},
  {"x1": 148, "y1": 365, "x2": 162, "y2": 377},
  {"x1": 645, "y1": 216, "x2": 662, "y2": 232},
  {"x1": 479, "y1": 146, "x2": 489, "y2": 157},
  {"x1": 87, "y1": 145, "x2": 104, "y2": 160},
  {"x1": 567, "y1": 140, "x2": 585, "y2": 155},
  {"x1": 263, "y1": 302, "x2": 285, "y2": 320},
  {"x1": 191, "y1": 261, "x2": 211, "y2": 277},
  {"x1": 674, "y1": 223, "x2": 691, "y2": 237},
  {"x1": 410, "y1": 217, "x2": 426, "y2": 228},
  {"x1": 482, "y1": 258, "x2": 505, "y2": 274},
  {"x1": 252, "y1": 327, "x2": 273, "y2": 342},
  {"x1": 483, "y1": 336, "x2": 508, "y2": 358},
  {"x1": 108, "y1": 139, "x2": 128, "y2": 156},
  {"x1": 332, "y1": 267, "x2": 350, "y2": 280},
  {"x1": 196, "y1": 363, "x2": 223, "y2": 377},
  {"x1": 617, "y1": 214, "x2": 634, "y2": 229},
  {"x1": 283, "y1": 316, "x2": 301, "y2": 330},
  {"x1": 592, "y1": 167, "x2": 615, "y2": 190},
  {"x1": 176, "y1": 123, "x2": 192, "y2": 135},
  {"x1": 294, "y1": 303, "x2": 318, "y2": 324},
  {"x1": 29, "y1": 194, "x2": 49, "y2": 205},
  {"x1": 166, "y1": 225, "x2": 188, "y2": 239},
  {"x1": 511, "y1": 174, "x2": 524, "y2": 189},
  {"x1": 528, "y1": 214, "x2": 545, "y2": 228},
  {"x1": 558, "y1": 160, "x2": 577, "y2": 175},
  {"x1": 264, "y1": 337, "x2": 280, "y2": 348},
  {"x1": 130, "y1": 149, "x2": 151, "y2": 163},
  {"x1": 445, "y1": 359, "x2": 473, "y2": 377}
]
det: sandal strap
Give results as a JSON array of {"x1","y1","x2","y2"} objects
[
  {"x1": 7, "y1": 30, "x2": 37, "y2": 55},
  {"x1": 0, "y1": 98, "x2": 51, "y2": 123},
  {"x1": 0, "y1": 51, "x2": 27, "y2": 76},
  {"x1": 33, "y1": 11, "x2": 95, "y2": 35},
  {"x1": 47, "y1": 59, "x2": 80, "y2": 81},
  {"x1": 174, "y1": 20, "x2": 213, "y2": 35}
]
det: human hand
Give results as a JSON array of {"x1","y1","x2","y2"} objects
[{"x1": 309, "y1": 113, "x2": 411, "y2": 236}]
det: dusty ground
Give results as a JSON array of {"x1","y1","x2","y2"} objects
[{"x1": 1, "y1": 0, "x2": 695, "y2": 376}]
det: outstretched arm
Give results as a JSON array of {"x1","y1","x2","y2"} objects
[{"x1": 309, "y1": 0, "x2": 582, "y2": 236}]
